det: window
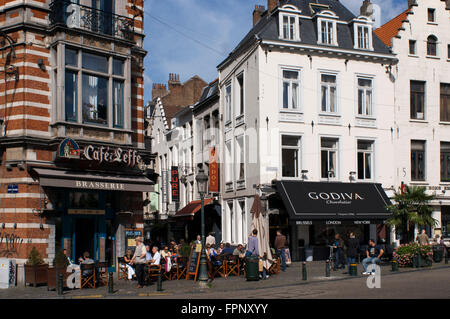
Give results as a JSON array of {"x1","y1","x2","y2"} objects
[
  {"x1": 448, "y1": 44, "x2": 450, "y2": 59},
  {"x1": 321, "y1": 74, "x2": 337, "y2": 113},
  {"x1": 282, "y1": 135, "x2": 301, "y2": 178},
  {"x1": 427, "y1": 8, "x2": 435, "y2": 22},
  {"x1": 235, "y1": 135, "x2": 245, "y2": 182},
  {"x1": 203, "y1": 116, "x2": 210, "y2": 147},
  {"x1": 427, "y1": 35, "x2": 437, "y2": 56},
  {"x1": 236, "y1": 73, "x2": 244, "y2": 117},
  {"x1": 281, "y1": 15, "x2": 298, "y2": 40},
  {"x1": 282, "y1": 70, "x2": 300, "y2": 110},
  {"x1": 357, "y1": 78, "x2": 373, "y2": 117},
  {"x1": 409, "y1": 40, "x2": 417, "y2": 55},
  {"x1": 321, "y1": 138, "x2": 338, "y2": 179},
  {"x1": 441, "y1": 83, "x2": 450, "y2": 122},
  {"x1": 225, "y1": 84, "x2": 232, "y2": 123},
  {"x1": 225, "y1": 140, "x2": 232, "y2": 183},
  {"x1": 228, "y1": 201, "x2": 234, "y2": 243},
  {"x1": 411, "y1": 140, "x2": 425, "y2": 181},
  {"x1": 410, "y1": 81, "x2": 425, "y2": 120},
  {"x1": 64, "y1": 48, "x2": 127, "y2": 127},
  {"x1": 238, "y1": 200, "x2": 246, "y2": 244},
  {"x1": 357, "y1": 25, "x2": 370, "y2": 49},
  {"x1": 357, "y1": 140, "x2": 373, "y2": 180},
  {"x1": 441, "y1": 142, "x2": 450, "y2": 182},
  {"x1": 320, "y1": 20, "x2": 335, "y2": 45}
]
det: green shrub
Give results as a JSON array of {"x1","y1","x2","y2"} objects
[
  {"x1": 393, "y1": 242, "x2": 433, "y2": 267},
  {"x1": 26, "y1": 247, "x2": 45, "y2": 266},
  {"x1": 53, "y1": 250, "x2": 69, "y2": 268}
]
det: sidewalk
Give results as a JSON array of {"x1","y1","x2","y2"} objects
[{"x1": 1, "y1": 260, "x2": 449, "y2": 299}]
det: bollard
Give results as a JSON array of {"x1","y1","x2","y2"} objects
[
  {"x1": 157, "y1": 269, "x2": 163, "y2": 291},
  {"x1": 391, "y1": 260, "x2": 399, "y2": 272},
  {"x1": 302, "y1": 262, "x2": 307, "y2": 281},
  {"x1": 350, "y1": 263, "x2": 357, "y2": 276},
  {"x1": 108, "y1": 272, "x2": 114, "y2": 294},
  {"x1": 325, "y1": 260, "x2": 330, "y2": 277},
  {"x1": 57, "y1": 273, "x2": 63, "y2": 296}
]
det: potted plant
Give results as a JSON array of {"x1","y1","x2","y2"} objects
[
  {"x1": 47, "y1": 250, "x2": 70, "y2": 291},
  {"x1": 24, "y1": 247, "x2": 48, "y2": 287}
]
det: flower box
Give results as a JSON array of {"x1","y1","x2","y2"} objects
[{"x1": 24, "y1": 264, "x2": 49, "y2": 287}]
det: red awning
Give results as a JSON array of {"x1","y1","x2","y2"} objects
[{"x1": 174, "y1": 198, "x2": 214, "y2": 218}]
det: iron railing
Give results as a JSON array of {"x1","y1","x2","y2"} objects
[{"x1": 49, "y1": 0, "x2": 135, "y2": 41}]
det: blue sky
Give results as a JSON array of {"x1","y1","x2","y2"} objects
[{"x1": 143, "y1": 0, "x2": 407, "y2": 102}]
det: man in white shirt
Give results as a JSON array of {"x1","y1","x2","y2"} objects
[{"x1": 149, "y1": 246, "x2": 161, "y2": 265}]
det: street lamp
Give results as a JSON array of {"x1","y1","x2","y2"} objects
[{"x1": 195, "y1": 168, "x2": 209, "y2": 287}]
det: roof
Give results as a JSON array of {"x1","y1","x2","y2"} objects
[
  {"x1": 173, "y1": 198, "x2": 215, "y2": 218},
  {"x1": 374, "y1": 9, "x2": 410, "y2": 47},
  {"x1": 193, "y1": 79, "x2": 219, "y2": 113},
  {"x1": 218, "y1": 0, "x2": 394, "y2": 69}
]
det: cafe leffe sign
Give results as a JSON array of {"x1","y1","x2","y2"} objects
[{"x1": 58, "y1": 138, "x2": 143, "y2": 168}]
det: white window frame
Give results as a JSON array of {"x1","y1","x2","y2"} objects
[
  {"x1": 280, "y1": 67, "x2": 301, "y2": 111},
  {"x1": 353, "y1": 19, "x2": 374, "y2": 51},
  {"x1": 356, "y1": 76, "x2": 374, "y2": 118},
  {"x1": 225, "y1": 139, "x2": 233, "y2": 184},
  {"x1": 235, "y1": 72, "x2": 245, "y2": 122},
  {"x1": 320, "y1": 137, "x2": 339, "y2": 180},
  {"x1": 235, "y1": 134, "x2": 245, "y2": 183},
  {"x1": 319, "y1": 72, "x2": 338, "y2": 114},
  {"x1": 225, "y1": 83, "x2": 232, "y2": 125},
  {"x1": 281, "y1": 134, "x2": 302, "y2": 179},
  {"x1": 317, "y1": 16, "x2": 338, "y2": 46},
  {"x1": 357, "y1": 139, "x2": 374, "y2": 181},
  {"x1": 279, "y1": 14, "x2": 300, "y2": 41},
  {"x1": 237, "y1": 199, "x2": 246, "y2": 245}
]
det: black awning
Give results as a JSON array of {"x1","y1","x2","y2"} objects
[{"x1": 274, "y1": 181, "x2": 392, "y2": 224}]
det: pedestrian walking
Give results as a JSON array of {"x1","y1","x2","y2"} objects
[
  {"x1": 274, "y1": 230, "x2": 288, "y2": 272},
  {"x1": 332, "y1": 234, "x2": 345, "y2": 270},
  {"x1": 344, "y1": 232, "x2": 359, "y2": 274},
  {"x1": 131, "y1": 237, "x2": 147, "y2": 288},
  {"x1": 416, "y1": 229, "x2": 430, "y2": 245}
]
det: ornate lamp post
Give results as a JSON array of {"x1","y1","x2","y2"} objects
[{"x1": 195, "y1": 168, "x2": 209, "y2": 287}]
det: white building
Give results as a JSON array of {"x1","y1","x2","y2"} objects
[
  {"x1": 218, "y1": 0, "x2": 398, "y2": 259},
  {"x1": 375, "y1": 0, "x2": 450, "y2": 242}
]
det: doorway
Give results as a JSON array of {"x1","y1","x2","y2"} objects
[{"x1": 74, "y1": 218, "x2": 96, "y2": 261}]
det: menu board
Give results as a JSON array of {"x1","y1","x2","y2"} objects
[
  {"x1": 125, "y1": 229, "x2": 142, "y2": 253},
  {"x1": 185, "y1": 246, "x2": 200, "y2": 281}
]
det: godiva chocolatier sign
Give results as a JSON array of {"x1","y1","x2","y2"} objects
[{"x1": 58, "y1": 138, "x2": 144, "y2": 169}]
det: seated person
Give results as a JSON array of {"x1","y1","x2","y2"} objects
[
  {"x1": 149, "y1": 246, "x2": 161, "y2": 266},
  {"x1": 217, "y1": 243, "x2": 224, "y2": 255},
  {"x1": 160, "y1": 246, "x2": 171, "y2": 259},
  {"x1": 233, "y1": 244, "x2": 246, "y2": 258},
  {"x1": 208, "y1": 244, "x2": 221, "y2": 266},
  {"x1": 160, "y1": 246, "x2": 172, "y2": 272},
  {"x1": 79, "y1": 251, "x2": 94, "y2": 277},
  {"x1": 122, "y1": 249, "x2": 136, "y2": 280},
  {"x1": 362, "y1": 239, "x2": 384, "y2": 275},
  {"x1": 145, "y1": 245, "x2": 152, "y2": 262},
  {"x1": 63, "y1": 249, "x2": 74, "y2": 265},
  {"x1": 220, "y1": 243, "x2": 234, "y2": 255},
  {"x1": 171, "y1": 246, "x2": 179, "y2": 263}
]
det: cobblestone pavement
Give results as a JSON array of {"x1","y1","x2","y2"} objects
[{"x1": 0, "y1": 261, "x2": 449, "y2": 299}]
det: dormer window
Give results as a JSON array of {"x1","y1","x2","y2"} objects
[
  {"x1": 316, "y1": 11, "x2": 338, "y2": 46},
  {"x1": 278, "y1": 5, "x2": 301, "y2": 41},
  {"x1": 353, "y1": 17, "x2": 374, "y2": 51}
]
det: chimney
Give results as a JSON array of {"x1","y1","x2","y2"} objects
[
  {"x1": 360, "y1": 0, "x2": 373, "y2": 17},
  {"x1": 168, "y1": 73, "x2": 181, "y2": 90},
  {"x1": 152, "y1": 83, "x2": 167, "y2": 99},
  {"x1": 407, "y1": 0, "x2": 417, "y2": 8},
  {"x1": 268, "y1": 0, "x2": 278, "y2": 13},
  {"x1": 253, "y1": 5, "x2": 266, "y2": 26}
]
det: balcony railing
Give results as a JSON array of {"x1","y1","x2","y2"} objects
[{"x1": 49, "y1": 0, "x2": 135, "y2": 42}]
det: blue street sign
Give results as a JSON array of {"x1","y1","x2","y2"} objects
[{"x1": 7, "y1": 184, "x2": 19, "y2": 194}]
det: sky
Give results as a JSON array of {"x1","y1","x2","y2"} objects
[{"x1": 143, "y1": 0, "x2": 408, "y2": 103}]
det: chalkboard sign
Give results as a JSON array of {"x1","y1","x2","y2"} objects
[
  {"x1": 125, "y1": 229, "x2": 142, "y2": 253},
  {"x1": 185, "y1": 245, "x2": 200, "y2": 281}
]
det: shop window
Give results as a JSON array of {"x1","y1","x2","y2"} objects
[
  {"x1": 411, "y1": 140, "x2": 426, "y2": 181},
  {"x1": 441, "y1": 142, "x2": 450, "y2": 182},
  {"x1": 440, "y1": 83, "x2": 450, "y2": 122},
  {"x1": 410, "y1": 80, "x2": 425, "y2": 120},
  {"x1": 321, "y1": 138, "x2": 338, "y2": 179},
  {"x1": 357, "y1": 78, "x2": 373, "y2": 117},
  {"x1": 357, "y1": 140, "x2": 374, "y2": 180},
  {"x1": 69, "y1": 192, "x2": 100, "y2": 209},
  {"x1": 282, "y1": 69, "x2": 300, "y2": 110},
  {"x1": 282, "y1": 135, "x2": 301, "y2": 178},
  {"x1": 320, "y1": 74, "x2": 337, "y2": 113}
]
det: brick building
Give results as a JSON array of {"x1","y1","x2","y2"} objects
[{"x1": 0, "y1": 0, "x2": 153, "y2": 280}]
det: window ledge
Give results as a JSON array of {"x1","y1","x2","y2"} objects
[
  {"x1": 280, "y1": 109, "x2": 303, "y2": 114},
  {"x1": 319, "y1": 113, "x2": 341, "y2": 117},
  {"x1": 408, "y1": 54, "x2": 419, "y2": 58},
  {"x1": 427, "y1": 22, "x2": 438, "y2": 26},
  {"x1": 426, "y1": 55, "x2": 440, "y2": 60},
  {"x1": 439, "y1": 121, "x2": 450, "y2": 125},
  {"x1": 51, "y1": 121, "x2": 134, "y2": 133},
  {"x1": 355, "y1": 115, "x2": 376, "y2": 120},
  {"x1": 236, "y1": 180, "x2": 246, "y2": 190},
  {"x1": 409, "y1": 119, "x2": 428, "y2": 123},
  {"x1": 409, "y1": 181, "x2": 428, "y2": 185}
]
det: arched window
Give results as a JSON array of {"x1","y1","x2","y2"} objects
[{"x1": 427, "y1": 35, "x2": 437, "y2": 56}]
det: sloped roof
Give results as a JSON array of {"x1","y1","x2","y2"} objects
[{"x1": 374, "y1": 9, "x2": 410, "y2": 47}]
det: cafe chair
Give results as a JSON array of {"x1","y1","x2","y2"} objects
[
  {"x1": 96, "y1": 261, "x2": 109, "y2": 286},
  {"x1": 80, "y1": 264, "x2": 96, "y2": 289},
  {"x1": 117, "y1": 257, "x2": 128, "y2": 281},
  {"x1": 160, "y1": 259, "x2": 172, "y2": 281},
  {"x1": 211, "y1": 255, "x2": 226, "y2": 279},
  {"x1": 269, "y1": 256, "x2": 281, "y2": 275},
  {"x1": 147, "y1": 263, "x2": 161, "y2": 283},
  {"x1": 175, "y1": 257, "x2": 187, "y2": 280},
  {"x1": 225, "y1": 254, "x2": 240, "y2": 277}
]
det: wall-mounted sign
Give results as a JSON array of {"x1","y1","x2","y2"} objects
[
  {"x1": 162, "y1": 171, "x2": 168, "y2": 203},
  {"x1": 7, "y1": 184, "x2": 18, "y2": 194},
  {"x1": 209, "y1": 147, "x2": 219, "y2": 193},
  {"x1": 58, "y1": 138, "x2": 80, "y2": 159},
  {"x1": 171, "y1": 166, "x2": 180, "y2": 202},
  {"x1": 83, "y1": 145, "x2": 142, "y2": 168},
  {"x1": 68, "y1": 209, "x2": 105, "y2": 215}
]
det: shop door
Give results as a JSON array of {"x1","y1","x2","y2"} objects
[{"x1": 74, "y1": 218, "x2": 96, "y2": 262}]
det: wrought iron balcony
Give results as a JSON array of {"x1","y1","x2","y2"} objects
[{"x1": 49, "y1": 0, "x2": 135, "y2": 42}]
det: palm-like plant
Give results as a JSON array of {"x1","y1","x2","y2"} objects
[{"x1": 386, "y1": 185, "x2": 437, "y2": 244}]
